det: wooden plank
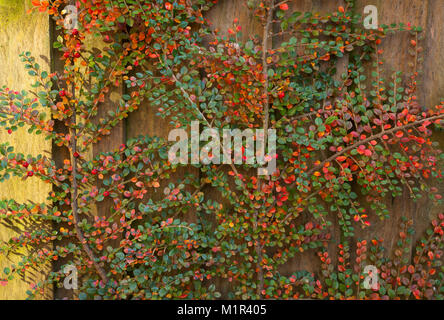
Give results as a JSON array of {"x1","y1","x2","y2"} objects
[
  {"x1": 48, "y1": 10, "x2": 74, "y2": 300},
  {"x1": 423, "y1": 1, "x2": 444, "y2": 108},
  {"x1": 205, "y1": 0, "x2": 263, "y2": 42},
  {"x1": 0, "y1": 0, "x2": 441, "y2": 300},
  {"x1": 352, "y1": 0, "x2": 437, "y2": 252},
  {"x1": 204, "y1": 0, "x2": 348, "y2": 289},
  {"x1": 355, "y1": 0, "x2": 429, "y2": 79},
  {"x1": 204, "y1": 0, "x2": 264, "y2": 296},
  {"x1": 280, "y1": 0, "x2": 346, "y2": 275},
  {"x1": 416, "y1": 0, "x2": 444, "y2": 240},
  {"x1": 51, "y1": 13, "x2": 126, "y2": 299},
  {"x1": 91, "y1": 75, "x2": 125, "y2": 228},
  {"x1": 125, "y1": 82, "x2": 193, "y2": 201}
]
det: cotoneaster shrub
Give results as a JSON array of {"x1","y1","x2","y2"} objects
[{"x1": 0, "y1": 0, "x2": 442, "y2": 299}]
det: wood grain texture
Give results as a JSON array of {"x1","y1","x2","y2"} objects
[
  {"x1": 92, "y1": 83, "x2": 125, "y2": 223},
  {"x1": 355, "y1": 0, "x2": 429, "y2": 79},
  {"x1": 423, "y1": 0, "x2": 444, "y2": 108},
  {"x1": 352, "y1": 0, "x2": 443, "y2": 252},
  {"x1": 204, "y1": 0, "x2": 264, "y2": 295},
  {"x1": 204, "y1": 0, "x2": 347, "y2": 285},
  {"x1": 280, "y1": 0, "x2": 346, "y2": 275},
  {"x1": 0, "y1": 0, "x2": 443, "y2": 299},
  {"x1": 0, "y1": 0, "x2": 52, "y2": 299},
  {"x1": 422, "y1": 1, "x2": 444, "y2": 232}
]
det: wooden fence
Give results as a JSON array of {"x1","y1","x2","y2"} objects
[{"x1": 0, "y1": 0, "x2": 443, "y2": 299}]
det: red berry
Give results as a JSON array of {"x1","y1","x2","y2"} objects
[
  {"x1": 278, "y1": 91, "x2": 285, "y2": 99},
  {"x1": 27, "y1": 171, "x2": 34, "y2": 177},
  {"x1": 59, "y1": 90, "x2": 66, "y2": 97},
  {"x1": 91, "y1": 169, "x2": 98, "y2": 175},
  {"x1": 279, "y1": 3, "x2": 289, "y2": 11},
  {"x1": 72, "y1": 29, "x2": 79, "y2": 36},
  {"x1": 23, "y1": 162, "x2": 29, "y2": 168},
  {"x1": 103, "y1": 191, "x2": 110, "y2": 197},
  {"x1": 7, "y1": 129, "x2": 12, "y2": 134},
  {"x1": 74, "y1": 52, "x2": 81, "y2": 58},
  {"x1": 73, "y1": 152, "x2": 80, "y2": 158},
  {"x1": 63, "y1": 52, "x2": 70, "y2": 59}
]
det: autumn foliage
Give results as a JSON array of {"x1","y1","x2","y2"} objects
[{"x1": 0, "y1": 0, "x2": 443, "y2": 300}]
